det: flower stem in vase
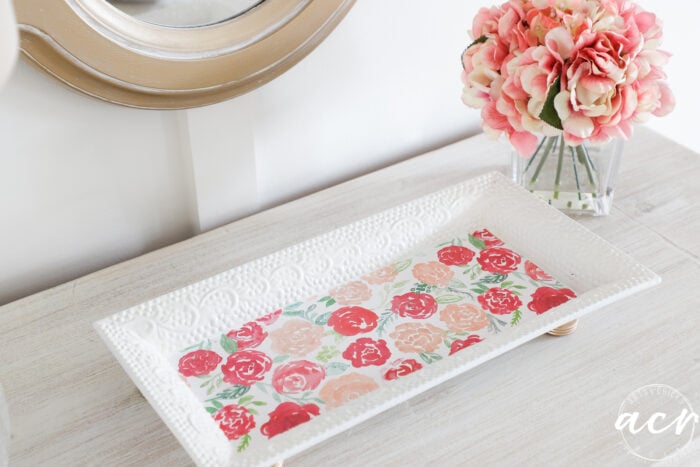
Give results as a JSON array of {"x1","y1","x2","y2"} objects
[
  {"x1": 553, "y1": 136, "x2": 565, "y2": 200},
  {"x1": 569, "y1": 147, "x2": 582, "y2": 202},
  {"x1": 529, "y1": 136, "x2": 556, "y2": 186}
]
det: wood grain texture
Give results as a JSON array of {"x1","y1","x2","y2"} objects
[{"x1": 1, "y1": 126, "x2": 698, "y2": 466}]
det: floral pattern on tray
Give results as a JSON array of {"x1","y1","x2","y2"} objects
[{"x1": 173, "y1": 229, "x2": 576, "y2": 452}]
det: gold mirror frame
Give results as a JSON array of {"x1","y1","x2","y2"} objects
[{"x1": 15, "y1": 0, "x2": 355, "y2": 109}]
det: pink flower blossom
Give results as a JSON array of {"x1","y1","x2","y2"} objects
[{"x1": 460, "y1": 0, "x2": 674, "y2": 154}]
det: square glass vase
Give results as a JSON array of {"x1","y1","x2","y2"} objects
[{"x1": 512, "y1": 135, "x2": 623, "y2": 216}]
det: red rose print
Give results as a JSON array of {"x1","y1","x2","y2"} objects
[
  {"x1": 390, "y1": 292, "x2": 438, "y2": 320},
  {"x1": 524, "y1": 260, "x2": 553, "y2": 282},
  {"x1": 260, "y1": 402, "x2": 320, "y2": 438},
  {"x1": 178, "y1": 350, "x2": 222, "y2": 377},
  {"x1": 272, "y1": 360, "x2": 326, "y2": 394},
  {"x1": 226, "y1": 321, "x2": 268, "y2": 350},
  {"x1": 527, "y1": 287, "x2": 576, "y2": 314},
  {"x1": 342, "y1": 337, "x2": 392, "y2": 368},
  {"x1": 477, "y1": 247, "x2": 522, "y2": 274},
  {"x1": 449, "y1": 335, "x2": 483, "y2": 355},
  {"x1": 256, "y1": 309, "x2": 282, "y2": 326},
  {"x1": 383, "y1": 358, "x2": 424, "y2": 381},
  {"x1": 472, "y1": 229, "x2": 504, "y2": 247},
  {"x1": 327, "y1": 306, "x2": 379, "y2": 336},
  {"x1": 221, "y1": 349, "x2": 272, "y2": 386},
  {"x1": 437, "y1": 245, "x2": 475, "y2": 266},
  {"x1": 213, "y1": 404, "x2": 255, "y2": 440},
  {"x1": 477, "y1": 287, "x2": 522, "y2": 315}
]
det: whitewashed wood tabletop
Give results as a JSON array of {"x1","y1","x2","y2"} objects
[{"x1": 1, "y1": 126, "x2": 698, "y2": 466}]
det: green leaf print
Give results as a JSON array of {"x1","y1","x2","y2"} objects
[
  {"x1": 208, "y1": 385, "x2": 250, "y2": 401},
  {"x1": 325, "y1": 361, "x2": 350, "y2": 376},
  {"x1": 435, "y1": 294, "x2": 464, "y2": 304},
  {"x1": 468, "y1": 234, "x2": 487, "y2": 250},
  {"x1": 237, "y1": 434, "x2": 251, "y2": 453},
  {"x1": 419, "y1": 352, "x2": 443, "y2": 364},
  {"x1": 510, "y1": 310, "x2": 523, "y2": 327},
  {"x1": 220, "y1": 334, "x2": 238, "y2": 354}
]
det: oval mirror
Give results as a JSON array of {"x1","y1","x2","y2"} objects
[
  {"x1": 108, "y1": 0, "x2": 263, "y2": 29},
  {"x1": 14, "y1": 0, "x2": 354, "y2": 109}
]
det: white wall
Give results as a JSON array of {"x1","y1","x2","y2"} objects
[{"x1": 0, "y1": 0, "x2": 695, "y2": 306}]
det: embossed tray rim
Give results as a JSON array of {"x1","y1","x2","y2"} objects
[{"x1": 94, "y1": 171, "x2": 660, "y2": 466}]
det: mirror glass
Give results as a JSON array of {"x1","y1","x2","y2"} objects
[{"x1": 108, "y1": 0, "x2": 264, "y2": 28}]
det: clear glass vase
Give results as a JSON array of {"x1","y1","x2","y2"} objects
[{"x1": 512, "y1": 135, "x2": 623, "y2": 216}]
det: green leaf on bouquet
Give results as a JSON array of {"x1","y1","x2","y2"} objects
[
  {"x1": 539, "y1": 76, "x2": 563, "y2": 130},
  {"x1": 435, "y1": 294, "x2": 464, "y2": 304},
  {"x1": 220, "y1": 334, "x2": 238, "y2": 354},
  {"x1": 468, "y1": 234, "x2": 487, "y2": 250},
  {"x1": 325, "y1": 298, "x2": 336, "y2": 307},
  {"x1": 468, "y1": 35, "x2": 488, "y2": 49}
]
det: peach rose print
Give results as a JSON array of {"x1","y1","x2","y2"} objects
[
  {"x1": 319, "y1": 373, "x2": 380, "y2": 409},
  {"x1": 439, "y1": 303, "x2": 490, "y2": 333},
  {"x1": 361, "y1": 265, "x2": 398, "y2": 285},
  {"x1": 269, "y1": 319, "x2": 325, "y2": 357},
  {"x1": 389, "y1": 323, "x2": 446, "y2": 353},
  {"x1": 412, "y1": 261, "x2": 454, "y2": 287},
  {"x1": 329, "y1": 281, "x2": 372, "y2": 305}
]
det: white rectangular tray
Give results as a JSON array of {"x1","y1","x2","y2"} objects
[{"x1": 95, "y1": 172, "x2": 659, "y2": 466}]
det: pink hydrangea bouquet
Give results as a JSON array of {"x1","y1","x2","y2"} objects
[{"x1": 461, "y1": 0, "x2": 674, "y2": 157}]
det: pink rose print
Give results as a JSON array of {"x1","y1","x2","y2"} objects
[
  {"x1": 383, "y1": 358, "x2": 424, "y2": 381},
  {"x1": 327, "y1": 306, "x2": 378, "y2": 336},
  {"x1": 221, "y1": 349, "x2": 272, "y2": 386},
  {"x1": 412, "y1": 261, "x2": 454, "y2": 287},
  {"x1": 362, "y1": 265, "x2": 398, "y2": 285},
  {"x1": 178, "y1": 350, "x2": 222, "y2": 377},
  {"x1": 525, "y1": 260, "x2": 552, "y2": 282},
  {"x1": 226, "y1": 321, "x2": 268, "y2": 350},
  {"x1": 477, "y1": 247, "x2": 522, "y2": 274},
  {"x1": 272, "y1": 360, "x2": 326, "y2": 395},
  {"x1": 390, "y1": 292, "x2": 438, "y2": 320},
  {"x1": 528, "y1": 287, "x2": 576, "y2": 314},
  {"x1": 329, "y1": 281, "x2": 372, "y2": 305},
  {"x1": 477, "y1": 287, "x2": 522, "y2": 315},
  {"x1": 342, "y1": 338, "x2": 392, "y2": 368},
  {"x1": 269, "y1": 319, "x2": 325, "y2": 357},
  {"x1": 260, "y1": 402, "x2": 320, "y2": 438},
  {"x1": 449, "y1": 335, "x2": 483, "y2": 356},
  {"x1": 389, "y1": 323, "x2": 446, "y2": 353},
  {"x1": 213, "y1": 404, "x2": 255, "y2": 440},
  {"x1": 437, "y1": 245, "x2": 475, "y2": 266},
  {"x1": 319, "y1": 373, "x2": 379, "y2": 409},
  {"x1": 439, "y1": 303, "x2": 490, "y2": 332},
  {"x1": 472, "y1": 229, "x2": 504, "y2": 247},
  {"x1": 256, "y1": 309, "x2": 282, "y2": 326}
]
